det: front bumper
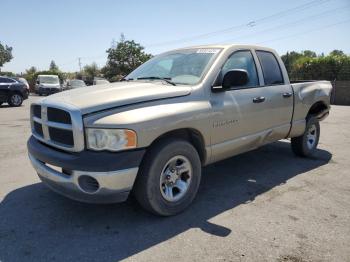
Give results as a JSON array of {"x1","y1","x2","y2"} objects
[
  {"x1": 23, "y1": 89, "x2": 29, "y2": 99},
  {"x1": 38, "y1": 87, "x2": 61, "y2": 95},
  {"x1": 27, "y1": 136, "x2": 145, "y2": 203}
]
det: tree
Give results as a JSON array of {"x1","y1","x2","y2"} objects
[
  {"x1": 83, "y1": 62, "x2": 99, "y2": 78},
  {"x1": 23, "y1": 66, "x2": 37, "y2": 92},
  {"x1": 102, "y1": 34, "x2": 152, "y2": 81},
  {"x1": 302, "y1": 50, "x2": 317, "y2": 58},
  {"x1": 281, "y1": 51, "x2": 303, "y2": 74},
  {"x1": 82, "y1": 62, "x2": 100, "y2": 85},
  {"x1": 0, "y1": 42, "x2": 13, "y2": 70},
  {"x1": 329, "y1": 50, "x2": 345, "y2": 57},
  {"x1": 26, "y1": 66, "x2": 37, "y2": 75},
  {"x1": 282, "y1": 50, "x2": 350, "y2": 81},
  {"x1": 49, "y1": 60, "x2": 59, "y2": 71}
]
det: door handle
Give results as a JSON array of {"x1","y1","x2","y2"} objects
[
  {"x1": 282, "y1": 92, "x2": 292, "y2": 98},
  {"x1": 253, "y1": 96, "x2": 265, "y2": 103}
]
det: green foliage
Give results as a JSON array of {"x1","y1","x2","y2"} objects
[
  {"x1": 83, "y1": 62, "x2": 100, "y2": 78},
  {"x1": 281, "y1": 50, "x2": 350, "y2": 81},
  {"x1": 0, "y1": 42, "x2": 13, "y2": 69},
  {"x1": 329, "y1": 50, "x2": 345, "y2": 57},
  {"x1": 24, "y1": 66, "x2": 37, "y2": 90},
  {"x1": 0, "y1": 71, "x2": 15, "y2": 77},
  {"x1": 302, "y1": 50, "x2": 317, "y2": 58},
  {"x1": 102, "y1": 34, "x2": 152, "y2": 81},
  {"x1": 82, "y1": 62, "x2": 101, "y2": 85},
  {"x1": 49, "y1": 60, "x2": 59, "y2": 72},
  {"x1": 23, "y1": 66, "x2": 68, "y2": 91}
]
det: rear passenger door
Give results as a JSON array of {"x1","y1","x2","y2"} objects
[{"x1": 255, "y1": 50, "x2": 294, "y2": 140}]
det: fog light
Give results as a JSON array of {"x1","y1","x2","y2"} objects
[{"x1": 78, "y1": 175, "x2": 100, "y2": 194}]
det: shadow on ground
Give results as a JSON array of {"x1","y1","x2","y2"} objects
[
  {"x1": 0, "y1": 141, "x2": 331, "y2": 261},
  {"x1": 0, "y1": 104, "x2": 12, "y2": 108}
]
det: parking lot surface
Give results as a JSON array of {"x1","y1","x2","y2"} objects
[{"x1": 0, "y1": 96, "x2": 349, "y2": 262}]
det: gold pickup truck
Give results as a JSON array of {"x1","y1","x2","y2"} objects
[{"x1": 27, "y1": 44, "x2": 332, "y2": 216}]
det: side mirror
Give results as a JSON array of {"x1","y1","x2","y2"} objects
[
  {"x1": 36, "y1": 80, "x2": 40, "y2": 84},
  {"x1": 222, "y1": 69, "x2": 249, "y2": 89}
]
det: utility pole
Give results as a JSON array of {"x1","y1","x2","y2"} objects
[{"x1": 78, "y1": 57, "x2": 82, "y2": 72}]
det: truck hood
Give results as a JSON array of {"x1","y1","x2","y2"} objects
[{"x1": 40, "y1": 81, "x2": 192, "y2": 114}]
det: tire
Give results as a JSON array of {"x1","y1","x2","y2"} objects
[
  {"x1": 134, "y1": 139, "x2": 202, "y2": 216},
  {"x1": 291, "y1": 116, "x2": 320, "y2": 157},
  {"x1": 8, "y1": 93, "x2": 23, "y2": 107}
]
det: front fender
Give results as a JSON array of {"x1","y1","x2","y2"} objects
[{"x1": 84, "y1": 99, "x2": 212, "y2": 149}]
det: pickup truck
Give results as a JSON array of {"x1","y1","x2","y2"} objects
[{"x1": 27, "y1": 44, "x2": 332, "y2": 216}]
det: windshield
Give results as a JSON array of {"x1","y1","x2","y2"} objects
[
  {"x1": 126, "y1": 48, "x2": 222, "y2": 85},
  {"x1": 70, "y1": 80, "x2": 86, "y2": 87},
  {"x1": 39, "y1": 76, "x2": 59, "y2": 84}
]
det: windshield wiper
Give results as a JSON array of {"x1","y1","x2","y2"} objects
[
  {"x1": 120, "y1": 78, "x2": 134, "y2": 82},
  {"x1": 137, "y1": 77, "x2": 176, "y2": 86}
]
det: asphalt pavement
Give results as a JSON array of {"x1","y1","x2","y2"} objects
[{"x1": 0, "y1": 96, "x2": 349, "y2": 262}]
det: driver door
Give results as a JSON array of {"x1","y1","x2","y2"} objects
[{"x1": 209, "y1": 50, "x2": 273, "y2": 162}]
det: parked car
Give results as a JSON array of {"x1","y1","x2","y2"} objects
[
  {"x1": 93, "y1": 77, "x2": 110, "y2": 85},
  {"x1": 16, "y1": 77, "x2": 30, "y2": 93},
  {"x1": 0, "y1": 76, "x2": 29, "y2": 106},
  {"x1": 35, "y1": 75, "x2": 61, "y2": 96},
  {"x1": 67, "y1": 79, "x2": 87, "y2": 89},
  {"x1": 27, "y1": 44, "x2": 332, "y2": 216},
  {"x1": 61, "y1": 79, "x2": 69, "y2": 91}
]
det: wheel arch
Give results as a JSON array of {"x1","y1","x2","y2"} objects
[
  {"x1": 307, "y1": 101, "x2": 329, "y2": 120},
  {"x1": 147, "y1": 128, "x2": 207, "y2": 166},
  {"x1": 8, "y1": 90, "x2": 24, "y2": 97}
]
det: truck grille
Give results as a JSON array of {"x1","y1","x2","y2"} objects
[
  {"x1": 30, "y1": 103, "x2": 84, "y2": 152},
  {"x1": 47, "y1": 107, "x2": 72, "y2": 124}
]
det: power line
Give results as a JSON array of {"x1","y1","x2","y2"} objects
[
  {"x1": 258, "y1": 19, "x2": 350, "y2": 44},
  {"x1": 216, "y1": 4, "x2": 349, "y2": 44},
  {"x1": 145, "y1": 0, "x2": 331, "y2": 47},
  {"x1": 56, "y1": 0, "x2": 344, "y2": 69}
]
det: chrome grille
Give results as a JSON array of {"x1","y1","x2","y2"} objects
[{"x1": 30, "y1": 102, "x2": 84, "y2": 152}]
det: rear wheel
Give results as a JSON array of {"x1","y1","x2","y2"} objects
[
  {"x1": 134, "y1": 139, "x2": 202, "y2": 216},
  {"x1": 291, "y1": 116, "x2": 320, "y2": 157},
  {"x1": 8, "y1": 93, "x2": 23, "y2": 107}
]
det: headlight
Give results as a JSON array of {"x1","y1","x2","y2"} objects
[{"x1": 86, "y1": 128, "x2": 137, "y2": 151}]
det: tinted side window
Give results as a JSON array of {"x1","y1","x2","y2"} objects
[
  {"x1": 222, "y1": 51, "x2": 259, "y2": 88},
  {"x1": 256, "y1": 51, "x2": 284, "y2": 85},
  {"x1": 0, "y1": 77, "x2": 15, "y2": 83}
]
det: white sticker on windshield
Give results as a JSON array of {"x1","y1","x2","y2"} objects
[{"x1": 196, "y1": 49, "x2": 220, "y2": 54}]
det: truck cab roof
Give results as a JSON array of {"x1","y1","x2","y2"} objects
[{"x1": 173, "y1": 44, "x2": 277, "y2": 53}]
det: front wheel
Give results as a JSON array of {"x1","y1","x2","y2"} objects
[
  {"x1": 8, "y1": 93, "x2": 23, "y2": 107},
  {"x1": 291, "y1": 117, "x2": 320, "y2": 157},
  {"x1": 134, "y1": 139, "x2": 202, "y2": 216}
]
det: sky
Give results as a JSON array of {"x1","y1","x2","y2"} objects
[{"x1": 1, "y1": 0, "x2": 350, "y2": 74}]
